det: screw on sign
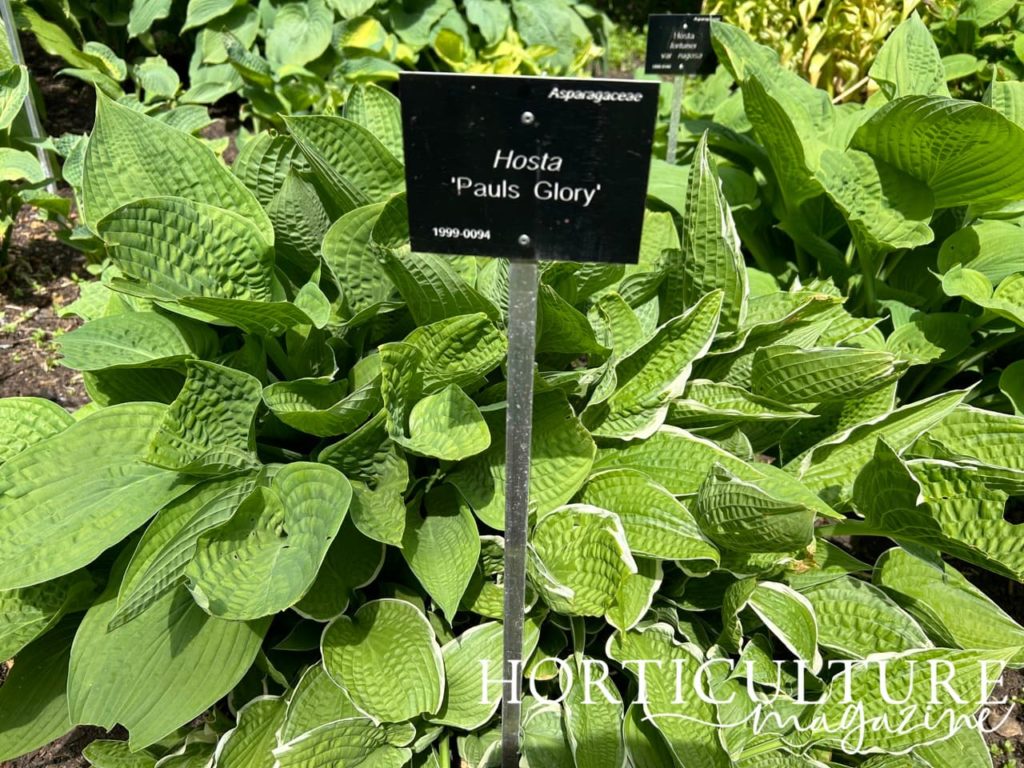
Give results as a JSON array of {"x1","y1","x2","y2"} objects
[{"x1": 399, "y1": 72, "x2": 658, "y2": 765}]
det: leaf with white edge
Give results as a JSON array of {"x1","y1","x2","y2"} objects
[
  {"x1": 69, "y1": 580, "x2": 268, "y2": 750},
  {"x1": 623, "y1": 701, "x2": 676, "y2": 768},
  {"x1": 83, "y1": 739, "x2": 157, "y2": 768},
  {"x1": 59, "y1": 311, "x2": 217, "y2": 371},
  {"x1": 97, "y1": 197, "x2": 273, "y2": 303},
  {"x1": 915, "y1": 726, "x2": 992, "y2": 768},
  {"x1": 295, "y1": 518, "x2": 384, "y2": 621},
  {"x1": 924, "y1": 405, "x2": 1024, "y2": 471},
  {"x1": 272, "y1": 718, "x2": 413, "y2": 768},
  {"x1": 82, "y1": 94, "x2": 269, "y2": 238},
  {"x1": 430, "y1": 617, "x2": 542, "y2": 730},
  {"x1": 752, "y1": 346, "x2": 904, "y2": 403},
  {"x1": 584, "y1": 291, "x2": 722, "y2": 440},
  {"x1": 747, "y1": 581, "x2": 822, "y2": 673},
  {"x1": 874, "y1": 548, "x2": 1024, "y2": 663},
  {"x1": 280, "y1": 664, "x2": 363, "y2": 743},
  {"x1": 792, "y1": 388, "x2": 968, "y2": 505},
  {"x1": 577, "y1": 469, "x2": 719, "y2": 567},
  {"x1": 0, "y1": 619, "x2": 75, "y2": 763},
  {"x1": 695, "y1": 464, "x2": 817, "y2": 554},
  {"x1": 529, "y1": 504, "x2": 637, "y2": 617},
  {"x1": 667, "y1": 380, "x2": 813, "y2": 428},
  {"x1": 0, "y1": 402, "x2": 190, "y2": 591},
  {"x1": 608, "y1": 624, "x2": 731, "y2": 768},
  {"x1": 345, "y1": 84, "x2": 403, "y2": 163},
  {"x1": 211, "y1": 695, "x2": 285, "y2": 768},
  {"x1": 536, "y1": 284, "x2": 609, "y2": 359},
  {"x1": 870, "y1": 13, "x2": 948, "y2": 100},
  {"x1": 403, "y1": 384, "x2": 491, "y2": 460},
  {"x1": 802, "y1": 575, "x2": 931, "y2": 659},
  {"x1": 0, "y1": 570, "x2": 94, "y2": 661},
  {"x1": 563, "y1": 656, "x2": 627, "y2": 768},
  {"x1": 111, "y1": 472, "x2": 259, "y2": 629},
  {"x1": 322, "y1": 599, "x2": 445, "y2": 723},
  {"x1": 147, "y1": 361, "x2": 262, "y2": 474},
  {"x1": 606, "y1": 558, "x2": 662, "y2": 632},
  {"x1": 186, "y1": 463, "x2": 352, "y2": 620},
  {"x1": 449, "y1": 390, "x2": 596, "y2": 530},
  {"x1": 851, "y1": 96, "x2": 1024, "y2": 209},
  {"x1": 0, "y1": 397, "x2": 73, "y2": 464},
  {"x1": 402, "y1": 485, "x2": 480, "y2": 622}
]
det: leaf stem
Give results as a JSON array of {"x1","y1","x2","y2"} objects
[{"x1": 439, "y1": 732, "x2": 451, "y2": 768}]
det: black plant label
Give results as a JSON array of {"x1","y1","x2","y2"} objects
[{"x1": 645, "y1": 14, "x2": 720, "y2": 76}]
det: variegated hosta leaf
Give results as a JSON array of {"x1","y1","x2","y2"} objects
[
  {"x1": 146, "y1": 360, "x2": 263, "y2": 474},
  {"x1": 263, "y1": 376, "x2": 382, "y2": 438},
  {"x1": 111, "y1": 473, "x2": 259, "y2": 629},
  {"x1": 295, "y1": 518, "x2": 384, "y2": 621},
  {"x1": 0, "y1": 402, "x2": 190, "y2": 591},
  {"x1": 608, "y1": 624, "x2": 732, "y2": 768},
  {"x1": 430, "y1": 617, "x2": 541, "y2": 730},
  {"x1": 801, "y1": 575, "x2": 931, "y2": 659},
  {"x1": 923, "y1": 405, "x2": 1024, "y2": 472},
  {"x1": 747, "y1": 582, "x2": 822, "y2": 673},
  {"x1": 623, "y1": 701, "x2": 676, "y2": 768},
  {"x1": 0, "y1": 570, "x2": 94, "y2": 661},
  {"x1": 0, "y1": 397, "x2": 74, "y2": 464},
  {"x1": 185, "y1": 463, "x2": 352, "y2": 619},
  {"x1": 874, "y1": 548, "x2": 1024, "y2": 663},
  {"x1": 273, "y1": 718, "x2": 413, "y2": 768},
  {"x1": 402, "y1": 485, "x2": 480, "y2": 622},
  {"x1": 212, "y1": 695, "x2": 286, "y2": 768},
  {"x1": 792, "y1": 648, "x2": 1017, "y2": 754},
  {"x1": 96, "y1": 196, "x2": 274, "y2": 303},
  {"x1": 280, "y1": 664, "x2": 363, "y2": 744},
  {"x1": 914, "y1": 725, "x2": 993, "y2": 768},
  {"x1": 695, "y1": 464, "x2": 817, "y2": 554},
  {"x1": 58, "y1": 311, "x2": 218, "y2": 371},
  {"x1": 322, "y1": 599, "x2": 445, "y2": 722},
  {"x1": 69, "y1": 580, "x2": 268, "y2": 750},
  {"x1": 521, "y1": 698, "x2": 574, "y2": 768},
  {"x1": 577, "y1": 469, "x2": 719, "y2": 567},
  {"x1": 751, "y1": 346, "x2": 904, "y2": 404},
  {"x1": 82, "y1": 94, "x2": 270, "y2": 239},
  {"x1": 449, "y1": 390, "x2": 596, "y2": 530},
  {"x1": 667, "y1": 380, "x2": 813, "y2": 428},
  {"x1": 529, "y1": 505, "x2": 637, "y2": 617},
  {"x1": 563, "y1": 656, "x2": 627, "y2": 768},
  {"x1": 584, "y1": 290, "x2": 722, "y2": 440},
  {"x1": 606, "y1": 558, "x2": 663, "y2": 633},
  {"x1": 785, "y1": 539, "x2": 870, "y2": 590},
  {"x1": 461, "y1": 536, "x2": 512, "y2": 620},
  {"x1": 82, "y1": 739, "x2": 157, "y2": 768}
]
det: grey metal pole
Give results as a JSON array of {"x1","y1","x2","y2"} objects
[
  {"x1": 0, "y1": 0, "x2": 56, "y2": 193},
  {"x1": 666, "y1": 74, "x2": 685, "y2": 165},
  {"x1": 500, "y1": 257, "x2": 539, "y2": 768}
]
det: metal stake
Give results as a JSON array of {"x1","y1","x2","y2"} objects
[
  {"x1": 666, "y1": 74, "x2": 686, "y2": 165},
  {"x1": 0, "y1": 0, "x2": 56, "y2": 193},
  {"x1": 500, "y1": 257, "x2": 539, "y2": 767}
]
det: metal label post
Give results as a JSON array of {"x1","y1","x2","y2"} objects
[{"x1": 666, "y1": 75, "x2": 686, "y2": 165}]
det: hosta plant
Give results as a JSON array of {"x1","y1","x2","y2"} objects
[{"x1": 2, "y1": 81, "x2": 1024, "y2": 768}]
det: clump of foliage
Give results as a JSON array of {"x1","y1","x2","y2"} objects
[{"x1": 18, "y1": 0, "x2": 609, "y2": 127}]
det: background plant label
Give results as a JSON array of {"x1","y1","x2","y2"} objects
[
  {"x1": 645, "y1": 14, "x2": 720, "y2": 75},
  {"x1": 400, "y1": 72, "x2": 659, "y2": 264}
]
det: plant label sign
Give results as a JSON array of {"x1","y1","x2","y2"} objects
[
  {"x1": 400, "y1": 72, "x2": 659, "y2": 264},
  {"x1": 645, "y1": 14, "x2": 720, "y2": 75}
]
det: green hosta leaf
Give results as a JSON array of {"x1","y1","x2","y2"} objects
[
  {"x1": 584, "y1": 291, "x2": 722, "y2": 440},
  {"x1": 606, "y1": 557, "x2": 662, "y2": 632},
  {"x1": 97, "y1": 196, "x2": 273, "y2": 303},
  {"x1": 988, "y1": 80, "x2": 1024, "y2": 129},
  {"x1": 747, "y1": 581, "x2": 821, "y2": 672},
  {"x1": 0, "y1": 570, "x2": 94, "y2": 661},
  {"x1": 563, "y1": 656, "x2": 626, "y2": 768},
  {"x1": 941, "y1": 266, "x2": 1024, "y2": 328},
  {"x1": 0, "y1": 397, "x2": 73, "y2": 464},
  {"x1": 268, "y1": 170, "x2": 331, "y2": 286},
  {"x1": 752, "y1": 346, "x2": 903, "y2": 404},
  {"x1": 83, "y1": 95, "x2": 270, "y2": 238},
  {"x1": 450, "y1": 390, "x2": 595, "y2": 529},
  {"x1": 83, "y1": 739, "x2": 158, "y2": 768},
  {"x1": 323, "y1": 202, "x2": 394, "y2": 314},
  {"x1": 295, "y1": 518, "x2": 384, "y2": 621},
  {"x1": 147, "y1": 361, "x2": 262, "y2": 473},
  {"x1": 802, "y1": 575, "x2": 931, "y2": 658},
  {"x1": 273, "y1": 718, "x2": 413, "y2": 768},
  {"x1": 623, "y1": 702, "x2": 675, "y2": 768},
  {"x1": 577, "y1": 469, "x2": 719, "y2": 567},
  {"x1": 925, "y1": 405, "x2": 1024, "y2": 471},
  {"x1": 915, "y1": 725, "x2": 992, "y2": 768},
  {"x1": 938, "y1": 220, "x2": 1024, "y2": 285},
  {"x1": 431, "y1": 617, "x2": 541, "y2": 730},
  {"x1": 885, "y1": 313, "x2": 972, "y2": 366},
  {"x1": 0, "y1": 65, "x2": 28, "y2": 131},
  {"x1": 608, "y1": 624, "x2": 731, "y2": 768},
  {"x1": 345, "y1": 84, "x2": 403, "y2": 163},
  {"x1": 536, "y1": 284, "x2": 608, "y2": 359},
  {"x1": 213, "y1": 695, "x2": 286, "y2": 768},
  {"x1": 59, "y1": 311, "x2": 217, "y2": 371},
  {"x1": 233, "y1": 133, "x2": 309, "y2": 207},
  {"x1": 0, "y1": 619, "x2": 75, "y2": 763},
  {"x1": 695, "y1": 464, "x2": 816, "y2": 554},
  {"x1": 465, "y1": 0, "x2": 511, "y2": 45},
  {"x1": 404, "y1": 313, "x2": 507, "y2": 390},
  {"x1": 286, "y1": 116, "x2": 403, "y2": 214},
  {"x1": 521, "y1": 698, "x2": 574, "y2": 768},
  {"x1": 378, "y1": 247, "x2": 500, "y2": 326},
  {"x1": 69, "y1": 579, "x2": 268, "y2": 750},
  {"x1": 530, "y1": 504, "x2": 637, "y2": 616},
  {"x1": 875, "y1": 548, "x2": 1024, "y2": 662},
  {"x1": 176, "y1": 296, "x2": 319, "y2": 336},
  {"x1": 281, "y1": 664, "x2": 363, "y2": 743},
  {"x1": 264, "y1": 376, "x2": 381, "y2": 438},
  {"x1": 322, "y1": 599, "x2": 445, "y2": 722},
  {"x1": 186, "y1": 463, "x2": 352, "y2": 619},
  {"x1": 128, "y1": 0, "x2": 172, "y2": 36},
  {"x1": 111, "y1": 473, "x2": 259, "y2": 629},
  {"x1": 0, "y1": 403, "x2": 189, "y2": 591},
  {"x1": 665, "y1": 133, "x2": 748, "y2": 330},
  {"x1": 870, "y1": 13, "x2": 948, "y2": 100},
  {"x1": 182, "y1": 0, "x2": 237, "y2": 30},
  {"x1": 668, "y1": 380, "x2": 812, "y2": 428},
  {"x1": 791, "y1": 389, "x2": 968, "y2": 505},
  {"x1": 852, "y1": 96, "x2": 1024, "y2": 209},
  {"x1": 512, "y1": 0, "x2": 591, "y2": 71},
  {"x1": 266, "y1": 0, "x2": 332, "y2": 69},
  {"x1": 402, "y1": 485, "x2": 480, "y2": 622},
  {"x1": 403, "y1": 384, "x2": 491, "y2": 460}
]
